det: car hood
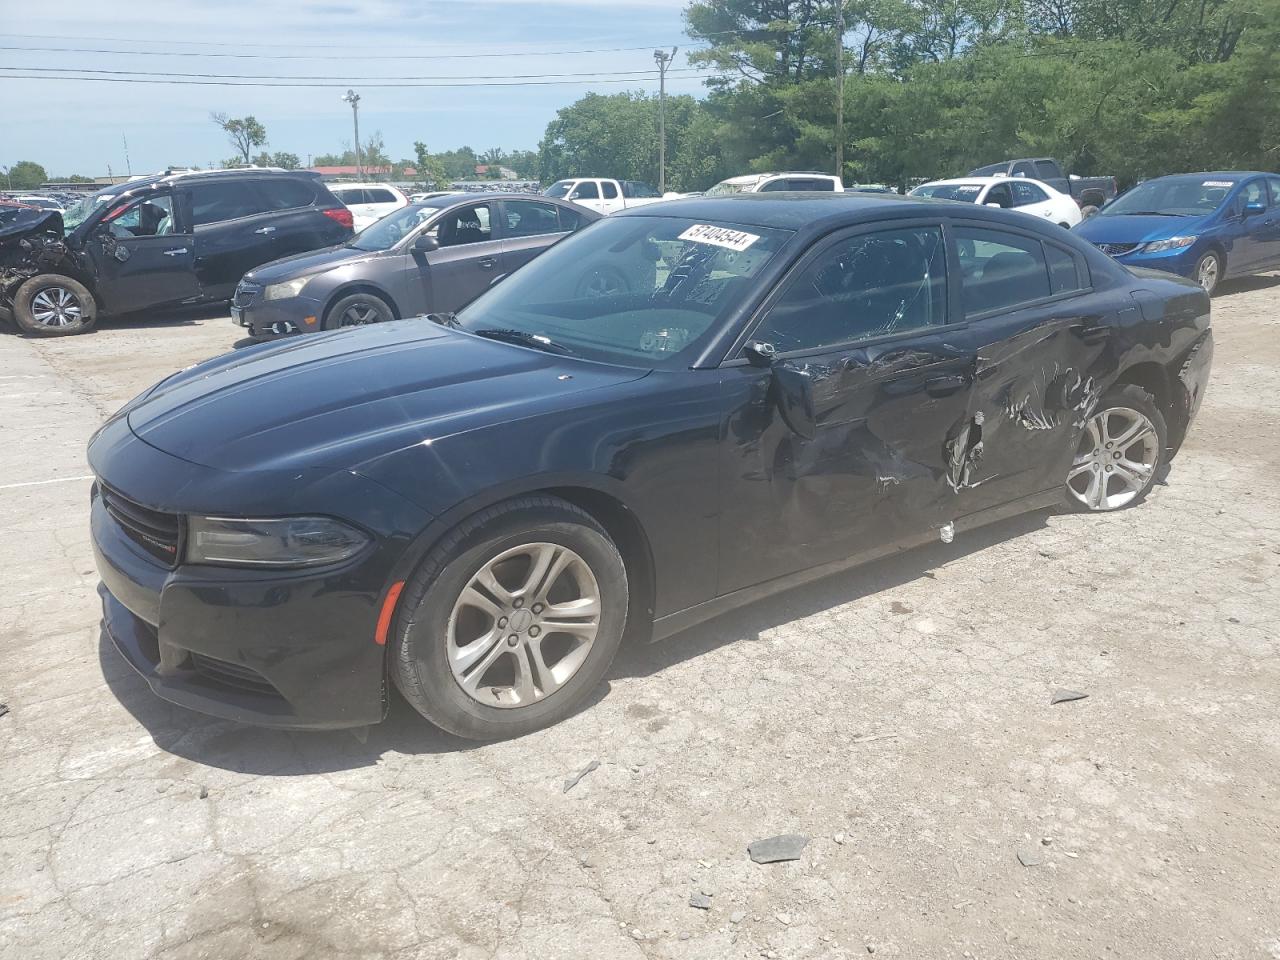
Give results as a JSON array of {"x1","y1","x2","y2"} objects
[
  {"x1": 1075, "y1": 213, "x2": 1212, "y2": 244},
  {"x1": 0, "y1": 206, "x2": 63, "y2": 243},
  {"x1": 245, "y1": 244, "x2": 385, "y2": 284},
  {"x1": 126, "y1": 320, "x2": 649, "y2": 473}
]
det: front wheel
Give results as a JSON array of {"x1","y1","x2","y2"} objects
[
  {"x1": 12, "y1": 274, "x2": 98, "y2": 336},
  {"x1": 1194, "y1": 251, "x2": 1222, "y2": 296},
  {"x1": 1065, "y1": 384, "x2": 1167, "y2": 512},
  {"x1": 323, "y1": 292, "x2": 394, "y2": 330},
  {"x1": 392, "y1": 496, "x2": 628, "y2": 740}
]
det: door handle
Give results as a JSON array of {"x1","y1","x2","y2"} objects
[
  {"x1": 162, "y1": 247, "x2": 189, "y2": 256},
  {"x1": 478, "y1": 257, "x2": 497, "y2": 269},
  {"x1": 1070, "y1": 322, "x2": 1111, "y2": 344},
  {"x1": 924, "y1": 374, "x2": 968, "y2": 397},
  {"x1": 254, "y1": 226, "x2": 277, "y2": 235}
]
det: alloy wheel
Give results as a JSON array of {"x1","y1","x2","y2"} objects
[
  {"x1": 339, "y1": 302, "x2": 383, "y2": 326},
  {"x1": 1066, "y1": 406, "x2": 1159, "y2": 511},
  {"x1": 29, "y1": 286, "x2": 84, "y2": 327},
  {"x1": 447, "y1": 542, "x2": 601, "y2": 708},
  {"x1": 1197, "y1": 254, "x2": 1219, "y2": 293}
]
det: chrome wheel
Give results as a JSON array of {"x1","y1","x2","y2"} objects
[
  {"x1": 1067, "y1": 406, "x2": 1159, "y2": 511},
  {"x1": 339, "y1": 301, "x2": 384, "y2": 326},
  {"x1": 1196, "y1": 253, "x2": 1220, "y2": 293},
  {"x1": 29, "y1": 286, "x2": 84, "y2": 327},
  {"x1": 447, "y1": 542, "x2": 601, "y2": 708}
]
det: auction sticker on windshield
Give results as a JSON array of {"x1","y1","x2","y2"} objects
[
  {"x1": 678, "y1": 224, "x2": 760, "y2": 252},
  {"x1": 1202, "y1": 180, "x2": 1235, "y2": 188}
]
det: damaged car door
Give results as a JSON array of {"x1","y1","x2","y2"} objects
[
  {"x1": 945, "y1": 223, "x2": 1113, "y2": 514},
  {"x1": 86, "y1": 191, "x2": 201, "y2": 314},
  {"x1": 717, "y1": 223, "x2": 976, "y2": 593}
]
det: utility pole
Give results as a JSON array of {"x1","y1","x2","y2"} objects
[
  {"x1": 123, "y1": 134, "x2": 132, "y2": 176},
  {"x1": 834, "y1": 1, "x2": 845, "y2": 182},
  {"x1": 653, "y1": 46, "x2": 677, "y2": 195},
  {"x1": 342, "y1": 89, "x2": 362, "y2": 178}
]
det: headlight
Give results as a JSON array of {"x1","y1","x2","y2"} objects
[
  {"x1": 1142, "y1": 236, "x2": 1196, "y2": 253},
  {"x1": 186, "y1": 516, "x2": 370, "y2": 567},
  {"x1": 263, "y1": 277, "x2": 310, "y2": 300}
]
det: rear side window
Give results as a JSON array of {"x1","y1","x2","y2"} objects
[
  {"x1": 759, "y1": 178, "x2": 791, "y2": 192},
  {"x1": 601, "y1": 181, "x2": 619, "y2": 199},
  {"x1": 624, "y1": 181, "x2": 661, "y2": 198},
  {"x1": 1045, "y1": 242, "x2": 1088, "y2": 294},
  {"x1": 1269, "y1": 177, "x2": 1280, "y2": 206},
  {"x1": 1034, "y1": 161, "x2": 1060, "y2": 180},
  {"x1": 789, "y1": 178, "x2": 837, "y2": 192},
  {"x1": 557, "y1": 206, "x2": 587, "y2": 231},
  {"x1": 1012, "y1": 181, "x2": 1048, "y2": 206},
  {"x1": 956, "y1": 227, "x2": 1051, "y2": 317},
  {"x1": 365, "y1": 188, "x2": 397, "y2": 204},
  {"x1": 257, "y1": 178, "x2": 316, "y2": 210},
  {"x1": 503, "y1": 200, "x2": 565, "y2": 237},
  {"x1": 331, "y1": 188, "x2": 366, "y2": 205},
  {"x1": 188, "y1": 181, "x2": 270, "y2": 226}
]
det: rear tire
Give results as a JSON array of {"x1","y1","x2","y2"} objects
[
  {"x1": 322, "y1": 292, "x2": 395, "y2": 330},
  {"x1": 1064, "y1": 384, "x2": 1167, "y2": 512},
  {"x1": 13, "y1": 274, "x2": 97, "y2": 337},
  {"x1": 391, "y1": 496, "x2": 629, "y2": 740}
]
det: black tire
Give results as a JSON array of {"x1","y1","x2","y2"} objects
[
  {"x1": 1065, "y1": 384, "x2": 1168, "y2": 513},
  {"x1": 391, "y1": 495, "x2": 629, "y2": 740},
  {"x1": 1194, "y1": 250, "x2": 1223, "y2": 296},
  {"x1": 322, "y1": 291, "x2": 395, "y2": 331},
  {"x1": 13, "y1": 274, "x2": 98, "y2": 337}
]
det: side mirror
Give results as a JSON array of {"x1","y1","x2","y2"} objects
[
  {"x1": 413, "y1": 234, "x2": 439, "y2": 253},
  {"x1": 1244, "y1": 201, "x2": 1266, "y2": 217},
  {"x1": 743, "y1": 340, "x2": 777, "y2": 367},
  {"x1": 985, "y1": 201, "x2": 1004, "y2": 209}
]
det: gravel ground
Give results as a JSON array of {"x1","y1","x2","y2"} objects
[{"x1": 1, "y1": 279, "x2": 1278, "y2": 960}]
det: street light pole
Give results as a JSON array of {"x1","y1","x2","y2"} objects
[
  {"x1": 653, "y1": 47, "x2": 677, "y2": 195},
  {"x1": 342, "y1": 89, "x2": 363, "y2": 178},
  {"x1": 835, "y1": 1, "x2": 845, "y2": 181}
]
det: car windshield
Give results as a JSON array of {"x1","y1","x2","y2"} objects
[
  {"x1": 349, "y1": 204, "x2": 443, "y2": 251},
  {"x1": 910, "y1": 183, "x2": 984, "y2": 202},
  {"x1": 543, "y1": 181, "x2": 573, "y2": 199},
  {"x1": 61, "y1": 192, "x2": 112, "y2": 230},
  {"x1": 705, "y1": 180, "x2": 754, "y2": 196},
  {"x1": 1101, "y1": 177, "x2": 1237, "y2": 217},
  {"x1": 455, "y1": 215, "x2": 794, "y2": 368}
]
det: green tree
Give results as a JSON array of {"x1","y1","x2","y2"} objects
[
  {"x1": 5, "y1": 161, "x2": 48, "y2": 190},
  {"x1": 412, "y1": 141, "x2": 450, "y2": 186},
  {"x1": 210, "y1": 113, "x2": 268, "y2": 165},
  {"x1": 252, "y1": 151, "x2": 300, "y2": 169}
]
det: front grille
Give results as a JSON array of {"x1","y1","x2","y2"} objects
[
  {"x1": 100, "y1": 483, "x2": 181, "y2": 565},
  {"x1": 1096, "y1": 242, "x2": 1139, "y2": 256},
  {"x1": 233, "y1": 281, "x2": 261, "y2": 308},
  {"x1": 190, "y1": 653, "x2": 280, "y2": 696}
]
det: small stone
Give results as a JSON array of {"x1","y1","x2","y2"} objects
[
  {"x1": 156, "y1": 782, "x2": 169, "y2": 793},
  {"x1": 1041, "y1": 837, "x2": 1052, "y2": 846},
  {"x1": 563, "y1": 760, "x2": 600, "y2": 793},
  {"x1": 890, "y1": 601, "x2": 912, "y2": 615},
  {"x1": 776, "y1": 913, "x2": 792, "y2": 926},
  {"x1": 679, "y1": 932, "x2": 691, "y2": 941},
  {"x1": 198, "y1": 785, "x2": 209, "y2": 800},
  {"x1": 1228, "y1": 616, "x2": 1240, "y2": 624},
  {"x1": 697, "y1": 859, "x2": 715, "y2": 868},
  {"x1": 631, "y1": 928, "x2": 644, "y2": 940},
  {"x1": 730, "y1": 911, "x2": 746, "y2": 924},
  {"x1": 867, "y1": 945, "x2": 876, "y2": 954},
  {"x1": 748, "y1": 834, "x2": 809, "y2": 864},
  {"x1": 1050, "y1": 688, "x2": 1089, "y2": 705},
  {"x1": 690, "y1": 892, "x2": 712, "y2": 910},
  {"x1": 0, "y1": 703, "x2": 9, "y2": 719},
  {"x1": 646, "y1": 838, "x2": 656, "y2": 844},
  {"x1": 833, "y1": 832, "x2": 846, "y2": 845},
  {"x1": 1017, "y1": 846, "x2": 1044, "y2": 867}
]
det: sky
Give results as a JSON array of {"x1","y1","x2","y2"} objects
[{"x1": 0, "y1": 0, "x2": 709, "y2": 177}]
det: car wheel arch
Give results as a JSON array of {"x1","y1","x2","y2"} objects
[
  {"x1": 1110, "y1": 361, "x2": 1185, "y2": 453},
  {"x1": 323, "y1": 284, "x2": 400, "y2": 325},
  {"x1": 382, "y1": 476, "x2": 658, "y2": 651}
]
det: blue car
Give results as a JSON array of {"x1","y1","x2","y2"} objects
[{"x1": 1074, "y1": 171, "x2": 1280, "y2": 295}]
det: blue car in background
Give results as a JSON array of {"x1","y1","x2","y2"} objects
[{"x1": 1074, "y1": 171, "x2": 1280, "y2": 294}]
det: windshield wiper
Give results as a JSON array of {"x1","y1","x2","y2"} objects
[
  {"x1": 1116, "y1": 210, "x2": 1186, "y2": 216},
  {"x1": 474, "y1": 328, "x2": 575, "y2": 356},
  {"x1": 427, "y1": 311, "x2": 460, "y2": 327}
]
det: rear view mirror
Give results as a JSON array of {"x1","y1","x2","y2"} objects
[
  {"x1": 743, "y1": 340, "x2": 777, "y2": 367},
  {"x1": 413, "y1": 234, "x2": 439, "y2": 253}
]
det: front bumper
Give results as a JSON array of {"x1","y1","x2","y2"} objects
[
  {"x1": 88, "y1": 418, "x2": 431, "y2": 729},
  {"x1": 1110, "y1": 245, "x2": 1200, "y2": 281},
  {"x1": 232, "y1": 287, "x2": 326, "y2": 338}
]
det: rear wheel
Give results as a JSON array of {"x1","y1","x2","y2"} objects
[
  {"x1": 1065, "y1": 385, "x2": 1166, "y2": 512},
  {"x1": 323, "y1": 292, "x2": 394, "y2": 330},
  {"x1": 391, "y1": 496, "x2": 628, "y2": 740},
  {"x1": 13, "y1": 275, "x2": 97, "y2": 336}
]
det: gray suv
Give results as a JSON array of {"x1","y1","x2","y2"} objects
[{"x1": 232, "y1": 192, "x2": 599, "y2": 337}]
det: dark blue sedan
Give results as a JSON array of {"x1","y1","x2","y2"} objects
[{"x1": 1074, "y1": 171, "x2": 1280, "y2": 294}]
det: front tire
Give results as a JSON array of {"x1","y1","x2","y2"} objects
[
  {"x1": 392, "y1": 496, "x2": 628, "y2": 740},
  {"x1": 1194, "y1": 251, "x2": 1222, "y2": 296},
  {"x1": 13, "y1": 274, "x2": 97, "y2": 336},
  {"x1": 1065, "y1": 384, "x2": 1167, "y2": 512},
  {"x1": 323, "y1": 292, "x2": 394, "y2": 330}
]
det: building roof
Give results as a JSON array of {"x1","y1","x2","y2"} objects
[{"x1": 309, "y1": 165, "x2": 416, "y2": 178}]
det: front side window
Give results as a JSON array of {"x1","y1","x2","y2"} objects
[
  {"x1": 1034, "y1": 161, "x2": 1060, "y2": 180},
  {"x1": 571, "y1": 182, "x2": 600, "y2": 200},
  {"x1": 1012, "y1": 162, "x2": 1035, "y2": 178},
  {"x1": 910, "y1": 183, "x2": 983, "y2": 203},
  {"x1": 984, "y1": 183, "x2": 1014, "y2": 209},
  {"x1": 601, "y1": 181, "x2": 619, "y2": 200},
  {"x1": 454, "y1": 215, "x2": 793, "y2": 368},
  {"x1": 104, "y1": 194, "x2": 176, "y2": 238},
  {"x1": 504, "y1": 200, "x2": 565, "y2": 238},
  {"x1": 956, "y1": 227, "x2": 1052, "y2": 316},
  {"x1": 1012, "y1": 181, "x2": 1048, "y2": 206},
  {"x1": 436, "y1": 204, "x2": 492, "y2": 246},
  {"x1": 350, "y1": 204, "x2": 443, "y2": 251},
  {"x1": 189, "y1": 182, "x2": 269, "y2": 225},
  {"x1": 753, "y1": 226, "x2": 947, "y2": 354},
  {"x1": 1241, "y1": 179, "x2": 1267, "y2": 208}
]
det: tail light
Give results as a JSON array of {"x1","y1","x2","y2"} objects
[{"x1": 323, "y1": 207, "x2": 354, "y2": 229}]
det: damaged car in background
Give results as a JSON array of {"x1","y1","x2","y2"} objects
[
  {"x1": 1, "y1": 169, "x2": 352, "y2": 337},
  {"x1": 89, "y1": 194, "x2": 1212, "y2": 740}
]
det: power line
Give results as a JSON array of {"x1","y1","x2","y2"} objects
[
  {"x1": 0, "y1": 42, "x2": 707, "y2": 61},
  {"x1": 0, "y1": 65, "x2": 707, "y2": 82},
  {"x1": 0, "y1": 73, "x2": 718, "y2": 89}
]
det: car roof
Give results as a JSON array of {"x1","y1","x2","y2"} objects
[
  {"x1": 326, "y1": 182, "x2": 402, "y2": 190},
  {"x1": 614, "y1": 191, "x2": 982, "y2": 230},
  {"x1": 94, "y1": 168, "x2": 319, "y2": 197},
  {"x1": 1142, "y1": 170, "x2": 1269, "y2": 182},
  {"x1": 411, "y1": 191, "x2": 597, "y2": 211}
]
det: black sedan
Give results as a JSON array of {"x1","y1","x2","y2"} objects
[
  {"x1": 230, "y1": 193, "x2": 599, "y2": 338},
  {"x1": 89, "y1": 194, "x2": 1213, "y2": 739}
]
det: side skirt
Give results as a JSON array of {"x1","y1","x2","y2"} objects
[{"x1": 651, "y1": 487, "x2": 1063, "y2": 643}]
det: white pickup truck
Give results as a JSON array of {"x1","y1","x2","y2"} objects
[{"x1": 543, "y1": 178, "x2": 668, "y2": 215}]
